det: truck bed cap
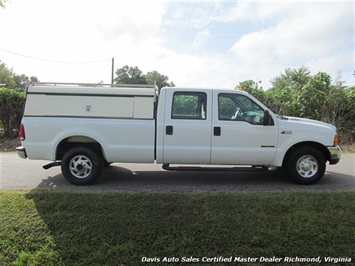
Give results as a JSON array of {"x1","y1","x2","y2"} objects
[{"x1": 28, "y1": 85, "x2": 156, "y2": 97}]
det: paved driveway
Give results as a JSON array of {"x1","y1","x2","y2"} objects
[{"x1": 1, "y1": 153, "x2": 354, "y2": 192}]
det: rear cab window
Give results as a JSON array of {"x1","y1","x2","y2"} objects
[{"x1": 171, "y1": 92, "x2": 207, "y2": 120}]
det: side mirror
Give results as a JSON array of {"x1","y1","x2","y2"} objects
[{"x1": 263, "y1": 110, "x2": 271, "y2": 126}]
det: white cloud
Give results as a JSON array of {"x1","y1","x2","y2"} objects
[
  {"x1": 231, "y1": 2, "x2": 352, "y2": 59},
  {"x1": 220, "y1": 1, "x2": 291, "y2": 23},
  {"x1": 228, "y1": 1, "x2": 353, "y2": 87},
  {"x1": 96, "y1": 2, "x2": 165, "y2": 43},
  {"x1": 307, "y1": 50, "x2": 354, "y2": 85}
]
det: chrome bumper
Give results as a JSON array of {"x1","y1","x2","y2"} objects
[
  {"x1": 16, "y1": 146, "x2": 27, "y2": 159},
  {"x1": 327, "y1": 146, "x2": 342, "y2": 165}
]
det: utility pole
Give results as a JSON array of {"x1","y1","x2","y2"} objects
[{"x1": 111, "y1": 58, "x2": 115, "y2": 84}]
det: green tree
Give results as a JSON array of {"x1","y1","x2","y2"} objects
[
  {"x1": 0, "y1": 62, "x2": 38, "y2": 90},
  {"x1": 299, "y1": 72, "x2": 331, "y2": 119},
  {"x1": 263, "y1": 66, "x2": 354, "y2": 144},
  {"x1": 146, "y1": 70, "x2": 175, "y2": 90},
  {"x1": 114, "y1": 65, "x2": 146, "y2": 84},
  {"x1": 266, "y1": 66, "x2": 311, "y2": 116},
  {"x1": 323, "y1": 83, "x2": 355, "y2": 143},
  {"x1": 0, "y1": 88, "x2": 24, "y2": 138},
  {"x1": 13, "y1": 75, "x2": 38, "y2": 90},
  {"x1": 0, "y1": 62, "x2": 39, "y2": 138},
  {"x1": 271, "y1": 66, "x2": 311, "y2": 91},
  {"x1": 236, "y1": 80, "x2": 265, "y2": 102},
  {"x1": 0, "y1": 0, "x2": 9, "y2": 8},
  {"x1": 114, "y1": 65, "x2": 174, "y2": 90},
  {"x1": 0, "y1": 62, "x2": 17, "y2": 88},
  {"x1": 342, "y1": 86, "x2": 355, "y2": 142}
]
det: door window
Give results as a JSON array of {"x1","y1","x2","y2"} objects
[
  {"x1": 218, "y1": 93, "x2": 264, "y2": 125},
  {"x1": 172, "y1": 92, "x2": 207, "y2": 120}
]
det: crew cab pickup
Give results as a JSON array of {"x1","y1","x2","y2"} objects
[{"x1": 16, "y1": 82, "x2": 342, "y2": 185}]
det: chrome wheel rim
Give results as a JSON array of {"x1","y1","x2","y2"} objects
[
  {"x1": 69, "y1": 155, "x2": 92, "y2": 178},
  {"x1": 296, "y1": 155, "x2": 318, "y2": 178}
]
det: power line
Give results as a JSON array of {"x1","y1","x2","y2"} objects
[
  {"x1": 1, "y1": 48, "x2": 110, "y2": 64},
  {"x1": 85, "y1": 61, "x2": 112, "y2": 83}
]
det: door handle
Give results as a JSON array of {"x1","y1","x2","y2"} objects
[
  {"x1": 166, "y1": 125, "x2": 173, "y2": 135},
  {"x1": 214, "y1": 126, "x2": 221, "y2": 136}
]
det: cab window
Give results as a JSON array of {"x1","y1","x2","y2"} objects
[{"x1": 172, "y1": 92, "x2": 207, "y2": 120}]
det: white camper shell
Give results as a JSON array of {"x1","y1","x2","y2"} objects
[{"x1": 24, "y1": 83, "x2": 156, "y2": 119}]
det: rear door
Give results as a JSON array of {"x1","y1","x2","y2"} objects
[{"x1": 162, "y1": 89, "x2": 212, "y2": 164}]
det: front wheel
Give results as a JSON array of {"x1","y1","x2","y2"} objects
[
  {"x1": 285, "y1": 147, "x2": 326, "y2": 185},
  {"x1": 61, "y1": 146, "x2": 103, "y2": 185}
]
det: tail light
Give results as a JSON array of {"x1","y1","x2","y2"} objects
[{"x1": 20, "y1": 123, "x2": 26, "y2": 141}]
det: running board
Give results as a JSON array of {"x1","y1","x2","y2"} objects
[
  {"x1": 162, "y1": 164, "x2": 268, "y2": 172},
  {"x1": 43, "y1": 162, "x2": 61, "y2": 170}
]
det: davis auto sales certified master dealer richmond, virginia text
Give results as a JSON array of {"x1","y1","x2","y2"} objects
[{"x1": 141, "y1": 256, "x2": 352, "y2": 263}]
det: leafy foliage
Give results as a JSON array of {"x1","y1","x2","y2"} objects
[
  {"x1": 0, "y1": 87, "x2": 24, "y2": 138},
  {"x1": 0, "y1": 0, "x2": 9, "y2": 8},
  {"x1": 114, "y1": 65, "x2": 146, "y2": 85},
  {"x1": 236, "y1": 80, "x2": 265, "y2": 102},
  {"x1": 0, "y1": 62, "x2": 38, "y2": 138},
  {"x1": 146, "y1": 70, "x2": 175, "y2": 90},
  {"x1": 114, "y1": 65, "x2": 175, "y2": 90},
  {"x1": 0, "y1": 62, "x2": 38, "y2": 90},
  {"x1": 0, "y1": 63, "x2": 17, "y2": 88},
  {"x1": 237, "y1": 66, "x2": 355, "y2": 143}
]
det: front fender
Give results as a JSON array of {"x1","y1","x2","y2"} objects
[{"x1": 271, "y1": 136, "x2": 332, "y2": 167}]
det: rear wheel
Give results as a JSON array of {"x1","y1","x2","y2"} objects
[
  {"x1": 285, "y1": 147, "x2": 326, "y2": 185},
  {"x1": 61, "y1": 146, "x2": 103, "y2": 185}
]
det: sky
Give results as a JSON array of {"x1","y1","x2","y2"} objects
[{"x1": 0, "y1": 0, "x2": 354, "y2": 89}]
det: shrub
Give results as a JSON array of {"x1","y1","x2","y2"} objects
[{"x1": 0, "y1": 87, "x2": 25, "y2": 138}]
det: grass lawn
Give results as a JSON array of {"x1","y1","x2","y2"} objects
[{"x1": 0, "y1": 190, "x2": 354, "y2": 265}]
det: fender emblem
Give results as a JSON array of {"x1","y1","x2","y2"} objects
[{"x1": 281, "y1": 130, "x2": 292, "y2": 134}]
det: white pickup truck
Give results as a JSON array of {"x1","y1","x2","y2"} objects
[{"x1": 16, "y1": 82, "x2": 341, "y2": 185}]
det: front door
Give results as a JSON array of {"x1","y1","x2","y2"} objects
[
  {"x1": 163, "y1": 90, "x2": 212, "y2": 164},
  {"x1": 211, "y1": 92, "x2": 278, "y2": 165}
]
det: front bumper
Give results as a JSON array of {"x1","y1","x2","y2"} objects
[
  {"x1": 16, "y1": 146, "x2": 27, "y2": 159},
  {"x1": 327, "y1": 146, "x2": 342, "y2": 165}
]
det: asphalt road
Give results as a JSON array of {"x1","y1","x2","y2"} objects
[{"x1": 0, "y1": 153, "x2": 354, "y2": 192}]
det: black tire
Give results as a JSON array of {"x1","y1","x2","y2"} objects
[
  {"x1": 285, "y1": 147, "x2": 326, "y2": 185},
  {"x1": 61, "y1": 146, "x2": 103, "y2": 185}
]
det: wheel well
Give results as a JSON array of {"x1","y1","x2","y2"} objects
[
  {"x1": 282, "y1": 142, "x2": 330, "y2": 167},
  {"x1": 56, "y1": 136, "x2": 103, "y2": 160}
]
